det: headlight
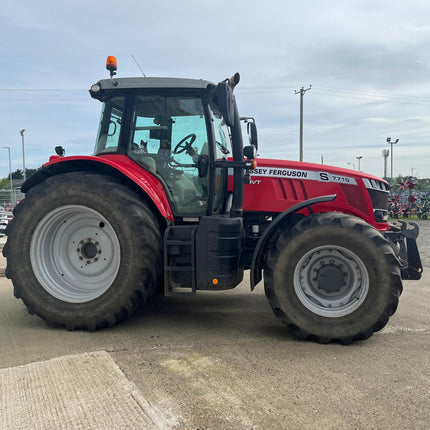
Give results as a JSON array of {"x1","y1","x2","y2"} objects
[{"x1": 90, "y1": 84, "x2": 101, "y2": 93}]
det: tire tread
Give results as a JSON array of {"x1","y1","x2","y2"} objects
[
  {"x1": 5, "y1": 172, "x2": 163, "y2": 330},
  {"x1": 265, "y1": 212, "x2": 402, "y2": 344}
]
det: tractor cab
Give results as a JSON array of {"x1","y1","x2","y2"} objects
[{"x1": 90, "y1": 61, "x2": 256, "y2": 221}]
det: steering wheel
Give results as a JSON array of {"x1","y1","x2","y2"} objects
[{"x1": 173, "y1": 133, "x2": 197, "y2": 154}]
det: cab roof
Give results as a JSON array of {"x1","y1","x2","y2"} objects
[{"x1": 95, "y1": 77, "x2": 214, "y2": 91}]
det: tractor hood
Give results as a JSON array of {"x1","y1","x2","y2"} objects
[
  {"x1": 240, "y1": 158, "x2": 390, "y2": 227},
  {"x1": 248, "y1": 158, "x2": 387, "y2": 185}
]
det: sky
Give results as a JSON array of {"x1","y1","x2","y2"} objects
[{"x1": 1, "y1": 0, "x2": 430, "y2": 180}]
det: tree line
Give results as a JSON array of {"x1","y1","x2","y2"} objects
[{"x1": 0, "y1": 168, "x2": 39, "y2": 189}]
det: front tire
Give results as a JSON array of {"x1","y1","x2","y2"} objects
[
  {"x1": 264, "y1": 213, "x2": 403, "y2": 344},
  {"x1": 4, "y1": 172, "x2": 163, "y2": 330}
]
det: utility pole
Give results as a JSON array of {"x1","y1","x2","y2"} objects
[
  {"x1": 295, "y1": 85, "x2": 311, "y2": 161},
  {"x1": 19, "y1": 129, "x2": 26, "y2": 182}
]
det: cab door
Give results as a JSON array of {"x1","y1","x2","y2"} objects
[{"x1": 127, "y1": 94, "x2": 231, "y2": 218}]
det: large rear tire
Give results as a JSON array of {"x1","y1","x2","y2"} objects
[
  {"x1": 264, "y1": 213, "x2": 403, "y2": 344},
  {"x1": 3, "y1": 172, "x2": 163, "y2": 330}
]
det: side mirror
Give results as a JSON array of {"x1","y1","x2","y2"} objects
[
  {"x1": 198, "y1": 155, "x2": 209, "y2": 178},
  {"x1": 55, "y1": 146, "x2": 65, "y2": 156},
  {"x1": 247, "y1": 121, "x2": 258, "y2": 150},
  {"x1": 213, "y1": 80, "x2": 236, "y2": 127},
  {"x1": 243, "y1": 145, "x2": 256, "y2": 160}
]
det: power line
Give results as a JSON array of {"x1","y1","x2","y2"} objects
[
  {"x1": 239, "y1": 85, "x2": 430, "y2": 105},
  {"x1": 311, "y1": 89, "x2": 430, "y2": 105},
  {"x1": 313, "y1": 84, "x2": 430, "y2": 102},
  {"x1": 2, "y1": 85, "x2": 430, "y2": 106}
]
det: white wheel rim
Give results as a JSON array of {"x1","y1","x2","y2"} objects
[
  {"x1": 293, "y1": 245, "x2": 369, "y2": 318},
  {"x1": 30, "y1": 205, "x2": 121, "y2": 303}
]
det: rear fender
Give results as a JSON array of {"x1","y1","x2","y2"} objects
[
  {"x1": 22, "y1": 155, "x2": 174, "y2": 221},
  {"x1": 250, "y1": 194, "x2": 337, "y2": 290}
]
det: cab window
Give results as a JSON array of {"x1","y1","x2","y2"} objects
[{"x1": 94, "y1": 96, "x2": 125, "y2": 154}]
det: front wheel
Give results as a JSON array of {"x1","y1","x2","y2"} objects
[
  {"x1": 4, "y1": 172, "x2": 163, "y2": 330},
  {"x1": 264, "y1": 213, "x2": 403, "y2": 344}
]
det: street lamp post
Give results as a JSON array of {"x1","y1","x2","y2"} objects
[
  {"x1": 356, "y1": 156, "x2": 363, "y2": 171},
  {"x1": 347, "y1": 162, "x2": 355, "y2": 170},
  {"x1": 19, "y1": 129, "x2": 26, "y2": 182},
  {"x1": 386, "y1": 137, "x2": 399, "y2": 184},
  {"x1": 2, "y1": 146, "x2": 13, "y2": 202}
]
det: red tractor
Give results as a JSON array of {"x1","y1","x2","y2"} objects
[{"x1": 3, "y1": 57, "x2": 422, "y2": 344}]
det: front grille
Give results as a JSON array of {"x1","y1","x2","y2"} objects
[
  {"x1": 363, "y1": 178, "x2": 389, "y2": 222},
  {"x1": 367, "y1": 188, "x2": 388, "y2": 210}
]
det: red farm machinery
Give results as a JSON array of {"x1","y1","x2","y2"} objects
[{"x1": 3, "y1": 57, "x2": 422, "y2": 344}]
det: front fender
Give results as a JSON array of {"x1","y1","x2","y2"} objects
[
  {"x1": 22, "y1": 155, "x2": 175, "y2": 221},
  {"x1": 250, "y1": 194, "x2": 337, "y2": 290}
]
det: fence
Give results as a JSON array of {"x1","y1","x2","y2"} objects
[{"x1": 0, "y1": 189, "x2": 25, "y2": 210}]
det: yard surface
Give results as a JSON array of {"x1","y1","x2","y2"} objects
[{"x1": 0, "y1": 221, "x2": 429, "y2": 429}]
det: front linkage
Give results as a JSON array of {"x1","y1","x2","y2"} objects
[{"x1": 384, "y1": 221, "x2": 422, "y2": 280}]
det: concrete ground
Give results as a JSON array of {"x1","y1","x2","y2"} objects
[{"x1": 0, "y1": 222, "x2": 429, "y2": 429}]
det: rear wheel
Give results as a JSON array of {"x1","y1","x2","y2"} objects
[
  {"x1": 31, "y1": 205, "x2": 121, "y2": 303},
  {"x1": 4, "y1": 172, "x2": 162, "y2": 330},
  {"x1": 264, "y1": 213, "x2": 403, "y2": 344}
]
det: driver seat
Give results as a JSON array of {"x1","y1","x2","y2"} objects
[
  {"x1": 139, "y1": 156, "x2": 156, "y2": 174},
  {"x1": 129, "y1": 143, "x2": 157, "y2": 174}
]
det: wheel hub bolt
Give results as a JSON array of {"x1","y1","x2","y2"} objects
[{"x1": 76, "y1": 238, "x2": 102, "y2": 264}]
